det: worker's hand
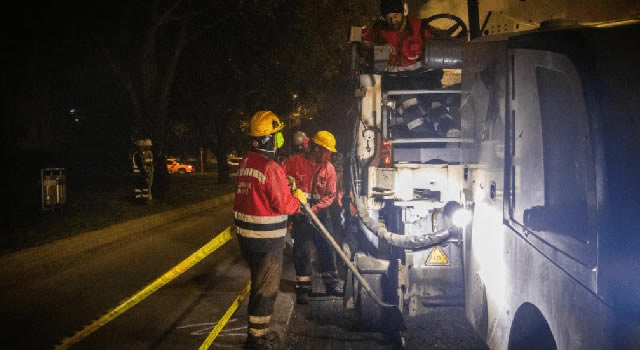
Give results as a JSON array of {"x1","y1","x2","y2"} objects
[
  {"x1": 287, "y1": 176, "x2": 297, "y2": 192},
  {"x1": 294, "y1": 188, "x2": 307, "y2": 204}
]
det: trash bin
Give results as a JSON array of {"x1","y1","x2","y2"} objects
[{"x1": 41, "y1": 168, "x2": 66, "y2": 211}]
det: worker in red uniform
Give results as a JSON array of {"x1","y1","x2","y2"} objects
[
  {"x1": 282, "y1": 131, "x2": 316, "y2": 304},
  {"x1": 283, "y1": 131, "x2": 313, "y2": 200},
  {"x1": 363, "y1": 0, "x2": 433, "y2": 71},
  {"x1": 292, "y1": 131, "x2": 343, "y2": 303},
  {"x1": 234, "y1": 110, "x2": 306, "y2": 350}
]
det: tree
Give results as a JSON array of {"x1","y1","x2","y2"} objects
[{"x1": 97, "y1": 0, "x2": 205, "y2": 199}]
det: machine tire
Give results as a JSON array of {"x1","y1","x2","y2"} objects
[{"x1": 178, "y1": 168, "x2": 186, "y2": 174}]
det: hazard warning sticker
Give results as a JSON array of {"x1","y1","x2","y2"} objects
[{"x1": 425, "y1": 246, "x2": 450, "y2": 266}]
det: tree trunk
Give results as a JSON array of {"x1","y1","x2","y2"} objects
[
  {"x1": 214, "y1": 147, "x2": 230, "y2": 184},
  {"x1": 152, "y1": 152, "x2": 169, "y2": 200}
]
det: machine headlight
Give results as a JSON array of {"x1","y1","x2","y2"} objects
[{"x1": 452, "y1": 208, "x2": 472, "y2": 228}]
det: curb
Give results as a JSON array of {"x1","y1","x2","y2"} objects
[{"x1": 0, "y1": 193, "x2": 234, "y2": 287}]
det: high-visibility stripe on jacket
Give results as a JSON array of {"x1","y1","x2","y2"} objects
[
  {"x1": 283, "y1": 152, "x2": 314, "y2": 199},
  {"x1": 233, "y1": 152, "x2": 300, "y2": 239},
  {"x1": 132, "y1": 151, "x2": 143, "y2": 174},
  {"x1": 311, "y1": 160, "x2": 337, "y2": 211}
]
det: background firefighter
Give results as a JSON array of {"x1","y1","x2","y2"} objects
[
  {"x1": 233, "y1": 110, "x2": 306, "y2": 350},
  {"x1": 292, "y1": 130, "x2": 343, "y2": 304},
  {"x1": 131, "y1": 138, "x2": 153, "y2": 203}
]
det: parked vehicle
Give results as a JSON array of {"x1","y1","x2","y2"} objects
[{"x1": 166, "y1": 158, "x2": 194, "y2": 174}]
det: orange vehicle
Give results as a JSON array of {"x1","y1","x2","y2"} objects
[{"x1": 166, "y1": 158, "x2": 194, "y2": 174}]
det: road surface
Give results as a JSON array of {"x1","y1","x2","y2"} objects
[
  {"x1": 0, "y1": 203, "x2": 251, "y2": 349},
  {"x1": 0, "y1": 198, "x2": 489, "y2": 349}
]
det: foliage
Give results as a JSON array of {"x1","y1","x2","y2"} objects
[{"x1": 171, "y1": 0, "x2": 378, "y2": 173}]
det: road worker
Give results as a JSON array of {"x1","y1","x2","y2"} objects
[
  {"x1": 292, "y1": 130, "x2": 343, "y2": 303},
  {"x1": 131, "y1": 138, "x2": 153, "y2": 203},
  {"x1": 282, "y1": 131, "x2": 316, "y2": 304},
  {"x1": 283, "y1": 131, "x2": 313, "y2": 199},
  {"x1": 233, "y1": 111, "x2": 307, "y2": 350},
  {"x1": 363, "y1": 0, "x2": 434, "y2": 71}
]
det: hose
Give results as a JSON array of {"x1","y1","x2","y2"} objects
[
  {"x1": 300, "y1": 202, "x2": 398, "y2": 310},
  {"x1": 348, "y1": 100, "x2": 456, "y2": 249}
]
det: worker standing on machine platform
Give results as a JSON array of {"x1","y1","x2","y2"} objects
[
  {"x1": 293, "y1": 130, "x2": 343, "y2": 304},
  {"x1": 362, "y1": 0, "x2": 434, "y2": 71},
  {"x1": 233, "y1": 110, "x2": 307, "y2": 350}
]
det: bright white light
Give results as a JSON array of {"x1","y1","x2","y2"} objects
[{"x1": 452, "y1": 208, "x2": 472, "y2": 227}]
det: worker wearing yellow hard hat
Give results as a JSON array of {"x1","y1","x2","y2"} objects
[
  {"x1": 234, "y1": 110, "x2": 306, "y2": 350},
  {"x1": 292, "y1": 130, "x2": 343, "y2": 303}
]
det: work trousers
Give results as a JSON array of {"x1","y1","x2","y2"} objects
[
  {"x1": 291, "y1": 211, "x2": 338, "y2": 292},
  {"x1": 133, "y1": 173, "x2": 149, "y2": 202},
  {"x1": 237, "y1": 236, "x2": 284, "y2": 338}
]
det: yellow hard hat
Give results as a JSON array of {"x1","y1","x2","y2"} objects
[
  {"x1": 249, "y1": 110, "x2": 284, "y2": 137},
  {"x1": 312, "y1": 130, "x2": 337, "y2": 152}
]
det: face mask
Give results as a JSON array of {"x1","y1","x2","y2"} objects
[{"x1": 275, "y1": 132, "x2": 284, "y2": 149}]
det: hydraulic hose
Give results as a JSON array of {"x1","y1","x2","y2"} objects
[
  {"x1": 350, "y1": 180, "x2": 455, "y2": 249},
  {"x1": 348, "y1": 101, "x2": 456, "y2": 249}
]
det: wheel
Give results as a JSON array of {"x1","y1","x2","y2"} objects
[
  {"x1": 178, "y1": 168, "x2": 186, "y2": 174},
  {"x1": 421, "y1": 14, "x2": 469, "y2": 39}
]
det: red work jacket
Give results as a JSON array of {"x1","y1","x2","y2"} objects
[
  {"x1": 282, "y1": 153, "x2": 314, "y2": 200},
  {"x1": 311, "y1": 161, "x2": 337, "y2": 213},
  {"x1": 233, "y1": 152, "x2": 300, "y2": 239},
  {"x1": 363, "y1": 16, "x2": 432, "y2": 67}
]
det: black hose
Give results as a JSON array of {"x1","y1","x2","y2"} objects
[{"x1": 348, "y1": 100, "x2": 455, "y2": 249}]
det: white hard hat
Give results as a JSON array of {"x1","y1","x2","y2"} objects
[{"x1": 293, "y1": 131, "x2": 309, "y2": 147}]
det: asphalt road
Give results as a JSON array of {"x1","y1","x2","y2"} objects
[
  {"x1": 284, "y1": 300, "x2": 489, "y2": 350},
  {"x1": 0, "y1": 203, "x2": 251, "y2": 349},
  {"x1": 1, "y1": 197, "x2": 490, "y2": 350}
]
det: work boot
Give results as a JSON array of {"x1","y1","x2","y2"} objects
[
  {"x1": 247, "y1": 332, "x2": 281, "y2": 350},
  {"x1": 325, "y1": 282, "x2": 344, "y2": 297},
  {"x1": 296, "y1": 286, "x2": 310, "y2": 304}
]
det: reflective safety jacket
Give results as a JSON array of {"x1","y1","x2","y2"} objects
[
  {"x1": 283, "y1": 153, "x2": 314, "y2": 199},
  {"x1": 233, "y1": 152, "x2": 300, "y2": 239},
  {"x1": 363, "y1": 16, "x2": 433, "y2": 67},
  {"x1": 132, "y1": 151, "x2": 144, "y2": 174},
  {"x1": 311, "y1": 161, "x2": 337, "y2": 213}
]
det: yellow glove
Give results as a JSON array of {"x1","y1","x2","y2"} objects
[
  {"x1": 294, "y1": 188, "x2": 307, "y2": 204},
  {"x1": 287, "y1": 176, "x2": 297, "y2": 192}
]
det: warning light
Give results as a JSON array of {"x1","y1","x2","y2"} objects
[
  {"x1": 425, "y1": 246, "x2": 450, "y2": 266},
  {"x1": 381, "y1": 140, "x2": 393, "y2": 168}
]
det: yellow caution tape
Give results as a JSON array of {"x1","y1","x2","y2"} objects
[
  {"x1": 56, "y1": 226, "x2": 234, "y2": 350},
  {"x1": 199, "y1": 281, "x2": 251, "y2": 350}
]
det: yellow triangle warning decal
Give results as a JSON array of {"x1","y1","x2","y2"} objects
[{"x1": 425, "y1": 246, "x2": 450, "y2": 266}]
